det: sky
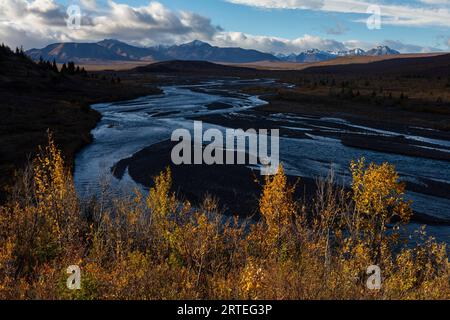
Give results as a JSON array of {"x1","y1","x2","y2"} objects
[{"x1": 0, "y1": 0, "x2": 449, "y2": 54}]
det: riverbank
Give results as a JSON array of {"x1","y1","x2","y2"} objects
[
  {"x1": 192, "y1": 101, "x2": 450, "y2": 224},
  {"x1": 111, "y1": 136, "x2": 450, "y2": 226},
  {"x1": 112, "y1": 139, "x2": 318, "y2": 216},
  {"x1": 0, "y1": 49, "x2": 162, "y2": 200},
  {"x1": 72, "y1": 77, "x2": 449, "y2": 246}
]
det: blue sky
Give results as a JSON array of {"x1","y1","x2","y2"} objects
[
  {"x1": 140, "y1": 0, "x2": 448, "y2": 48},
  {"x1": 1, "y1": 0, "x2": 449, "y2": 53}
]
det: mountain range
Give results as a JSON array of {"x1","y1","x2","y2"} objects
[{"x1": 26, "y1": 39, "x2": 401, "y2": 64}]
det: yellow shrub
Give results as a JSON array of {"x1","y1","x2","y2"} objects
[
  {"x1": 259, "y1": 165, "x2": 298, "y2": 257},
  {"x1": 0, "y1": 139, "x2": 447, "y2": 300}
]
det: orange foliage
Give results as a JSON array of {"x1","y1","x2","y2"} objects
[{"x1": 0, "y1": 136, "x2": 447, "y2": 300}]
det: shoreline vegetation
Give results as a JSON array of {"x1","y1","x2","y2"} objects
[{"x1": 0, "y1": 135, "x2": 447, "y2": 299}]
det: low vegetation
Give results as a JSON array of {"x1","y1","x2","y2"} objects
[
  {"x1": 277, "y1": 75, "x2": 450, "y2": 114},
  {"x1": 0, "y1": 135, "x2": 447, "y2": 299}
]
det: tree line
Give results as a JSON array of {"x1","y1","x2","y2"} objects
[
  {"x1": 38, "y1": 57, "x2": 88, "y2": 76},
  {"x1": 0, "y1": 42, "x2": 88, "y2": 77}
]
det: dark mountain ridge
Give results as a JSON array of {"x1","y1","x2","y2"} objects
[
  {"x1": 26, "y1": 39, "x2": 404, "y2": 64},
  {"x1": 0, "y1": 44, "x2": 161, "y2": 200},
  {"x1": 26, "y1": 39, "x2": 279, "y2": 64},
  {"x1": 133, "y1": 60, "x2": 257, "y2": 74}
]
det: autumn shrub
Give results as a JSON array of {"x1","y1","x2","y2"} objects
[{"x1": 0, "y1": 137, "x2": 448, "y2": 299}]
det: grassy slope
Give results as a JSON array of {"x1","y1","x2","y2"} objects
[
  {"x1": 225, "y1": 52, "x2": 447, "y2": 70},
  {"x1": 131, "y1": 56, "x2": 450, "y2": 130},
  {"x1": 240, "y1": 54, "x2": 450, "y2": 131}
]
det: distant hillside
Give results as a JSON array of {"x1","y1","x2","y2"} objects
[
  {"x1": 162, "y1": 40, "x2": 277, "y2": 63},
  {"x1": 0, "y1": 46, "x2": 48, "y2": 79},
  {"x1": 133, "y1": 60, "x2": 257, "y2": 74},
  {"x1": 0, "y1": 44, "x2": 161, "y2": 200},
  {"x1": 299, "y1": 53, "x2": 450, "y2": 77},
  {"x1": 281, "y1": 49, "x2": 336, "y2": 63},
  {"x1": 26, "y1": 42, "x2": 132, "y2": 63},
  {"x1": 26, "y1": 39, "x2": 279, "y2": 64},
  {"x1": 97, "y1": 39, "x2": 158, "y2": 61},
  {"x1": 366, "y1": 46, "x2": 400, "y2": 56},
  {"x1": 276, "y1": 46, "x2": 400, "y2": 63},
  {"x1": 132, "y1": 53, "x2": 450, "y2": 79},
  {"x1": 27, "y1": 39, "x2": 406, "y2": 65},
  {"x1": 228, "y1": 53, "x2": 446, "y2": 71}
]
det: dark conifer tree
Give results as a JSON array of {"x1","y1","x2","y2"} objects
[
  {"x1": 61, "y1": 63, "x2": 68, "y2": 74},
  {"x1": 67, "y1": 61, "x2": 76, "y2": 74},
  {"x1": 52, "y1": 59, "x2": 58, "y2": 73}
]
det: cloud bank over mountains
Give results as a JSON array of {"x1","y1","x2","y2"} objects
[{"x1": 0, "y1": 0, "x2": 446, "y2": 54}]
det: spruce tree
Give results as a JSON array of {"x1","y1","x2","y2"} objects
[{"x1": 52, "y1": 59, "x2": 58, "y2": 73}]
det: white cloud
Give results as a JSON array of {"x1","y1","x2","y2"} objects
[
  {"x1": 85, "y1": 1, "x2": 218, "y2": 45},
  {"x1": 0, "y1": 0, "x2": 220, "y2": 49},
  {"x1": 226, "y1": 0, "x2": 450, "y2": 27},
  {"x1": 325, "y1": 21, "x2": 348, "y2": 35},
  {"x1": 419, "y1": 0, "x2": 449, "y2": 4},
  {"x1": 213, "y1": 32, "x2": 346, "y2": 54},
  {"x1": 382, "y1": 39, "x2": 441, "y2": 53},
  {"x1": 343, "y1": 39, "x2": 375, "y2": 51},
  {"x1": 0, "y1": 0, "x2": 441, "y2": 55},
  {"x1": 345, "y1": 38, "x2": 442, "y2": 53},
  {"x1": 226, "y1": 0, "x2": 324, "y2": 10},
  {"x1": 213, "y1": 32, "x2": 444, "y2": 54},
  {"x1": 80, "y1": 0, "x2": 97, "y2": 11}
]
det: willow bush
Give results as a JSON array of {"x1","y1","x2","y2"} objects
[{"x1": 0, "y1": 136, "x2": 448, "y2": 299}]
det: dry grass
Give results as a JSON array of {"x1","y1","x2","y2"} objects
[
  {"x1": 223, "y1": 53, "x2": 448, "y2": 71},
  {"x1": 74, "y1": 61, "x2": 154, "y2": 72}
]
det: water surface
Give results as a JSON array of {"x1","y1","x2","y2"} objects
[{"x1": 74, "y1": 79, "x2": 450, "y2": 244}]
